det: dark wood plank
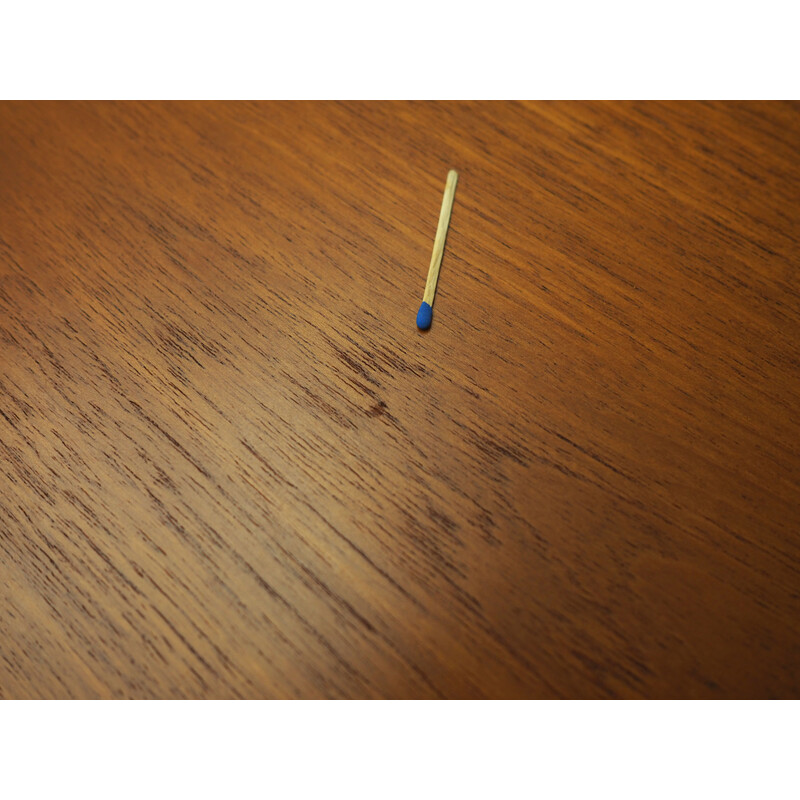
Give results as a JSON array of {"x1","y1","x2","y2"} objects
[{"x1": 1, "y1": 101, "x2": 798, "y2": 698}]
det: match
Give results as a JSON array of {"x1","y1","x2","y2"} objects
[{"x1": 416, "y1": 169, "x2": 459, "y2": 330}]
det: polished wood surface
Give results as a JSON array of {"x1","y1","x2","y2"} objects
[{"x1": 1, "y1": 101, "x2": 798, "y2": 699}]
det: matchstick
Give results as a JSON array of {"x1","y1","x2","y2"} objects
[{"x1": 416, "y1": 169, "x2": 459, "y2": 330}]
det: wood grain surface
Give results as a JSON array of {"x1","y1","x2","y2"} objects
[{"x1": 1, "y1": 101, "x2": 798, "y2": 699}]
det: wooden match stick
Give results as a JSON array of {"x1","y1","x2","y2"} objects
[{"x1": 416, "y1": 169, "x2": 459, "y2": 330}]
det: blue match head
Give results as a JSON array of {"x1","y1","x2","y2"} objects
[{"x1": 416, "y1": 301, "x2": 432, "y2": 330}]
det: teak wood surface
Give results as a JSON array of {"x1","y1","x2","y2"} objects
[{"x1": 1, "y1": 102, "x2": 798, "y2": 699}]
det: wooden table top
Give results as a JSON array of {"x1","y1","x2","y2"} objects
[{"x1": 1, "y1": 101, "x2": 798, "y2": 699}]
